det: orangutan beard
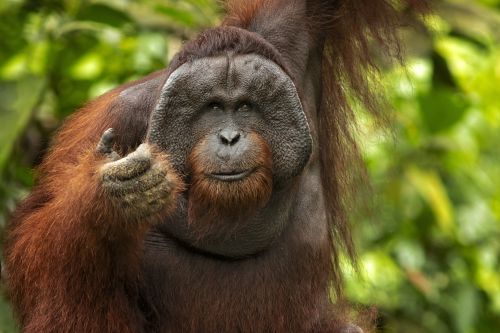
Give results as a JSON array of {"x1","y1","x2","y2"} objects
[{"x1": 186, "y1": 133, "x2": 273, "y2": 237}]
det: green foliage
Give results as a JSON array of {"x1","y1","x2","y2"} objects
[
  {"x1": 0, "y1": 1, "x2": 499, "y2": 332},
  {"x1": 345, "y1": 3, "x2": 500, "y2": 332}
]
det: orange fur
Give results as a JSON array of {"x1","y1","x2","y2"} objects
[
  {"x1": 186, "y1": 132, "x2": 273, "y2": 236},
  {"x1": 4, "y1": 81, "x2": 181, "y2": 332},
  {"x1": 3, "y1": 1, "x2": 428, "y2": 332}
]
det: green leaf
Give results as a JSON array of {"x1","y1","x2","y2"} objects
[
  {"x1": 0, "y1": 76, "x2": 45, "y2": 173},
  {"x1": 70, "y1": 52, "x2": 104, "y2": 80},
  {"x1": 452, "y1": 284, "x2": 479, "y2": 333},
  {"x1": 0, "y1": 295, "x2": 17, "y2": 333},
  {"x1": 418, "y1": 87, "x2": 470, "y2": 133},
  {"x1": 406, "y1": 166, "x2": 455, "y2": 235},
  {"x1": 77, "y1": 3, "x2": 134, "y2": 28},
  {"x1": 154, "y1": 5, "x2": 197, "y2": 27}
]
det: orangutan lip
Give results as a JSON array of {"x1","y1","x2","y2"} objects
[{"x1": 208, "y1": 169, "x2": 253, "y2": 181}]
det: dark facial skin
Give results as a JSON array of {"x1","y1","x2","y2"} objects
[
  {"x1": 146, "y1": 53, "x2": 312, "y2": 257},
  {"x1": 148, "y1": 54, "x2": 312, "y2": 182}
]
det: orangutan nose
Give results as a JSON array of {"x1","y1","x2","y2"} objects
[{"x1": 219, "y1": 128, "x2": 241, "y2": 146}]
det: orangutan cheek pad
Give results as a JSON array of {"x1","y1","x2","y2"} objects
[{"x1": 147, "y1": 54, "x2": 312, "y2": 187}]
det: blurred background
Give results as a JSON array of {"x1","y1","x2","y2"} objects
[{"x1": 0, "y1": 0, "x2": 498, "y2": 332}]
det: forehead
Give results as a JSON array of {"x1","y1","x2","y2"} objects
[{"x1": 166, "y1": 54, "x2": 288, "y2": 95}]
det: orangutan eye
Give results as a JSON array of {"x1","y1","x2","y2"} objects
[
  {"x1": 207, "y1": 102, "x2": 224, "y2": 111},
  {"x1": 237, "y1": 102, "x2": 253, "y2": 112}
]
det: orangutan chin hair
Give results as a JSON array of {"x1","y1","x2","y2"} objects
[{"x1": 187, "y1": 132, "x2": 273, "y2": 234}]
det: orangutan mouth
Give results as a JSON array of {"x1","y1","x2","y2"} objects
[{"x1": 208, "y1": 169, "x2": 254, "y2": 182}]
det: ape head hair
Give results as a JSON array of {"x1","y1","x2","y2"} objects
[{"x1": 146, "y1": 31, "x2": 312, "y2": 255}]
